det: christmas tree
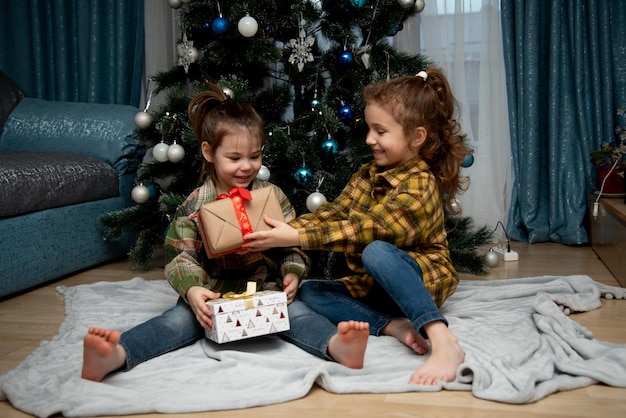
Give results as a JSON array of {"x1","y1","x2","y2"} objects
[{"x1": 101, "y1": 0, "x2": 492, "y2": 277}]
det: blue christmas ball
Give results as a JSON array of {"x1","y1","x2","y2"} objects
[
  {"x1": 350, "y1": 0, "x2": 367, "y2": 7},
  {"x1": 311, "y1": 98, "x2": 320, "y2": 110},
  {"x1": 145, "y1": 182, "x2": 160, "y2": 199},
  {"x1": 212, "y1": 17, "x2": 231, "y2": 36},
  {"x1": 321, "y1": 137, "x2": 339, "y2": 156},
  {"x1": 339, "y1": 50, "x2": 354, "y2": 66},
  {"x1": 461, "y1": 154, "x2": 475, "y2": 168},
  {"x1": 294, "y1": 166, "x2": 314, "y2": 186},
  {"x1": 338, "y1": 104, "x2": 353, "y2": 121},
  {"x1": 387, "y1": 23, "x2": 403, "y2": 36}
]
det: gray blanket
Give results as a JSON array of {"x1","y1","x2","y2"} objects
[{"x1": 1, "y1": 275, "x2": 625, "y2": 417}]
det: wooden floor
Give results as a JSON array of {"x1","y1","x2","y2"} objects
[{"x1": 1, "y1": 241, "x2": 625, "y2": 418}]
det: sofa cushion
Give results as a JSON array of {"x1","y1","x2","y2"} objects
[
  {"x1": 0, "y1": 152, "x2": 119, "y2": 218},
  {"x1": 0, "y1": 98, "x2": 141, "y2": 174}
]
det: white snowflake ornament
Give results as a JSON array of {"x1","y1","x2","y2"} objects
[
  {"x1": 177, "y1": 32, "x2": 199, "y2": 73},
  {"x1": 289, "y1": 25, "x2": 315, "y2": 72}
]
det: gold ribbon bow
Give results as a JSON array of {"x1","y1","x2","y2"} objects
[{"x1": 222, "y1": 281, "x2": 257, "y2": 309}]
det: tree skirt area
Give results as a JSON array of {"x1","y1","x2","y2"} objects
[{"x1": 1, "y1": 275, "x2": 625, "y2": 417}]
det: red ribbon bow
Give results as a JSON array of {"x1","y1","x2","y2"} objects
[{"x1": 217, "y1": 187, "x2": 253, "y2": 239}]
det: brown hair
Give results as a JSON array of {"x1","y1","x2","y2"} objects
[
  {"x1": 362, "y1": 67, "x2": 470, "y2": 213},
  {"x1": 187, "y1": 82, "x2": 265, "y2": 184}
]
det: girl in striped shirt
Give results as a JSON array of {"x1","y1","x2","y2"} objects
[{"x1": 81, "y1": 83, "x2": 308, "y2": 382}]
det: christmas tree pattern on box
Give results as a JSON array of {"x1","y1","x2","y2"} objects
[{"x1": 205, "y1": 290, "x2": 289, "y2": 343}]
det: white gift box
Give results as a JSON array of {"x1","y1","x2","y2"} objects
[{"x1": 205, "y1": 289, "x2": 290, "y2": 343}]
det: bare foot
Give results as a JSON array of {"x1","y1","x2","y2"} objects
[
  {"x1": 81, "y1": 327, "x2": 126, "y2": 381},
  {"x1": 327, "y1": 321, "x2": 369, "y2": 369},
  {"x1": 382, "y1": 319, "x2": 429, "y2": 355},
  {"x1": 409, "y1": 321, "x2": 464, "y2": 385}
]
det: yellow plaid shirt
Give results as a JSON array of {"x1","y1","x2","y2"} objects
[
  {"x1": 165, "y1": 179, "x2": 309, "y2": 301},
  {"x1": 290, "y1": 157, "x2": 457, "y2": 307}
]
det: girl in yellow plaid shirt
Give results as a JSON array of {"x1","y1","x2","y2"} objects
[{"x1": 245, "y1": 68, "x2": 468, "y2": 385}]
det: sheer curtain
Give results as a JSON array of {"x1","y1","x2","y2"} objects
[
  {"x1": 141, "y1": 2, "x2": 178, "y2": 109},
  {"x1": 394, "y1": 0, "x2": 512, "y2": 236}
]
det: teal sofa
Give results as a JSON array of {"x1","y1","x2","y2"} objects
[{"x1": 0, "y1": 96, "x2": 144, "y2": 298}]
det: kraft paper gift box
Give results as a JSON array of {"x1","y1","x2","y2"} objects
[
  {"x1": 197, "y1": 186, "x2": 284, "y2": 258},
  {"x1": 205, "y1": 283, "x2": 290, "y2": 343}
]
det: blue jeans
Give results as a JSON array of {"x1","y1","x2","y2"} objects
[
  {"x1": 281, "y1": 240, "x2": 448, "y2": 361},
  {"x1": 118, "y1": 298, "x2": 205, "y2": 370}
]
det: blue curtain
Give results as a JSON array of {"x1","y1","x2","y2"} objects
[
  {"x1": 501, "y1": 0, "x2": 626, "y2": 245},
  {"x1": 0, "y1": 0, "x2": 144, "y2": 106}
]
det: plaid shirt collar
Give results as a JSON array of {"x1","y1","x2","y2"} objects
[{"x1": 365, "y1": 155, "x2": 430, "y2": 187}]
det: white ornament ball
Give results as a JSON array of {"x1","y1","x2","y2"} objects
[
  {"x1": 397, "y1": 0, "x2": 415, "y2": 8},
  {"x1": 134, "y1": 111, "x2": 152, "y2": 129},
  {"x1": 222, "y1": 86, "x2": 235, "y2": 99},
  {"x1": 238, "y1": 14, "x2": 259, "y2": 38},
  {"x1": 306, "y1": 192, "x2": 327, "y2": 213},
  {"x1": 166, "y1": 142, "x2": 185, "y2": 163},
  {"x1": 257, "y1": 165, "x2": 270, "y2": 181},
  {"x1": 189, "y1": 46, "x2": 200, "y2": 62},
  {"x1": 152, "y1": 142, "x2": 170, "y2": 162},
  {"x1": 131, "y1": 184, "x2": 150, "y2": 204},
  {"x1": 167, "y1": 0, "x2": 183, "y2": 9},
  {"x1": 414, "y1": 0, "x2": 426, "y2": 13},
  {"x1": 486, "y1": 250, "x2": 499, "y2": 267}
]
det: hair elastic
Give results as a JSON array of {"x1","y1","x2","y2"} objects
[{"x1": 416, "y1": 70, "x2": 428, "y2": 82}]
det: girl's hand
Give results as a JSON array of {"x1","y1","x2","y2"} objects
[
  {"x1": 282, "y1": 273, "x2": 299, "y2": 304},
  {"x1": 186, "y1": 286, "x2": 221, "y2": 330},
  {"x1": 244, "y1": 215, "x2": 301, "y2": 249}
]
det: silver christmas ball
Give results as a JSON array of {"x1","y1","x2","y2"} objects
[
  {"x1": 166, "y1": 142, "x2": 185, "y2": 163},
  {"x1": 167, "y1": 0, "x2": 183, "y2": 9},
  {"x1": 397, "y1": 0, "x2": 415, "y2": 8},
  {"x1": 257, "y1": 165, "x2": 270, "y2": 181},
  {"x1": 308, "y1": 0, "x2": 322, "y2": 10},
  {"x1": 131, "y1": 184, "x2": 150, "y2": 204},
  {"x1": 306, "y1": 191, "x2": 327, "y2": 213},
  {"x1": 238, "y1": 14, "x2": 259, "y2": 38},
  {"x1": 414, "y1": 0, "x2": 426, "y2": 13},
  {"x1": 222, "y1": 86, "x2": 235, "y2": 99},
  {"x1": 152, "y1": 142, "x2": 170, "y2": 162},
  {"x1": 486, "y1": 250, "x2": 499, "y2": 267},
  {"x1": 134, "y1": 111, "x2": 152, "y2": 129},
  {"x1": 450, "y1": 198, "x2": 462, "y2": 213}
]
